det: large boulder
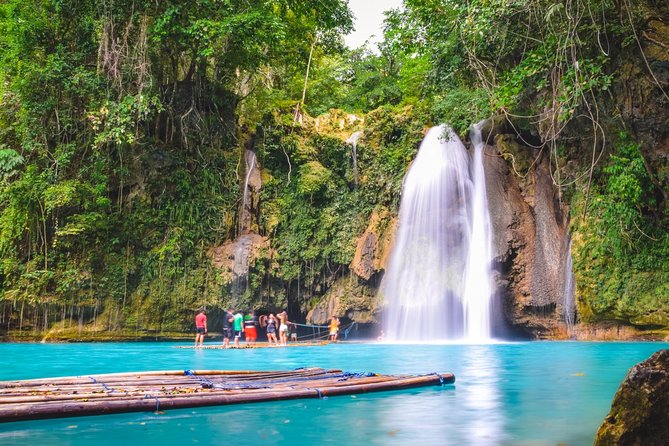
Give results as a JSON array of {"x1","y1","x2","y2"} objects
[{"x1": 595, "y1": 349, "x2": 669, "y2": 445}]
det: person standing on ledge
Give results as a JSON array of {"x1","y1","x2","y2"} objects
[
  {"x1": 265, "y1": 314, "x2": 278, "y2": 345},
  {"x1": 233, "y1": 310, "x2": 244, "y2": 348},
  {"x1": 244, "y1": 310, "x2": 258, "y2": 345},
  {"x1": 278, "y1": 311, "x2": 289, "y2": 346},
  {"x1": 222, "y1": 308, "x2": 234, "y2": 348},
  {"x1": 194, "y1": 308, "x2": 207, "y2": 348},
  {"x1": 329, "y1": 316, "x2": 340, "y2": 342}
]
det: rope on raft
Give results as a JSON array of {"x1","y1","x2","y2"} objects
[
  {"x1": 87, "y1": 376, "x2": 128, "y2": 395},
  {"x1": 186, "y1": 369, "x2": 378, "y2": 389},
  {"x1": 143, "y1": 394, "x2": 161, "y2": 412},
  {"x1": 94, "y1": 374, "x2": 162, "y2": 411},
  {"x1": 184, "y1": 369, "x2": 217, "y2": 388}
]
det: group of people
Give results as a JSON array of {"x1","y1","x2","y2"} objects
[
  {"x1": 259, "y1": 311, "x2": 297, "y2": 346},
  {"x1": 194, "y1": 308, "x2": 298, "y2": 348}
]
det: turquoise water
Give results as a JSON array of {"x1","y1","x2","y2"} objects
[{"x1": 0, "y1": 341, "x2": 666, "y2": 445}]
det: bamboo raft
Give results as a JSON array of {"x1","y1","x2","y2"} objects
[{"x1": 0, "y1": 368, "x2": 455, "y2": 422}]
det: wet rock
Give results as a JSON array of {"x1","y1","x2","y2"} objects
[
  {"x1": 483, "y1": 130, "x2": 571, "y2": 336},
  {"x1": 350, "y1": 208, "x2": 395, "y2": 281},
  {"x1": 208, "y1": 233, "x2": 269, "y2": 282},
  {"x1": 306, "y1": 275, "x2": 380, "y2": 325},
  {"x1": 595, "y1": 349, "x2": 669, "y2": 446}
]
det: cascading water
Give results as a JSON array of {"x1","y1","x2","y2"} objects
[
  {"x1": 346, "y1": 131, "x2": 362, "y2": 185},
  {"x1": 231, "y1": 149, "x2": 258, "y2": 299},
  {"x1": 381, "y1": 123, "x2": 495, "y2": 341},
  {"x1": 563, "y1": 239, "x2": 576, "y2": 333},
  {"x1": 239, "y1": 149, "x2": 257, "y2": 234},
  {"x1": 463, "y1": 122, "x2": 494, "y2": 341}
]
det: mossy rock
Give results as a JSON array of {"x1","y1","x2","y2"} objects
[{"x1": 595, "y1": 349, "x2": 669, "y2": 445}]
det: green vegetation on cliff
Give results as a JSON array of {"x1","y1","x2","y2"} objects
[{"x1": 573, "y1": 135, "x2": 669, "y2": 328}]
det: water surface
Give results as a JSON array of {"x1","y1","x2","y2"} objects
[{"x1": 0, "y1": 341, "x2": 666, "y2": 445}]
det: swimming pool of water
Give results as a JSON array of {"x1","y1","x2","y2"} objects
[{"x1": 0, "y1": 341, "x2": 666, "y2": 445}]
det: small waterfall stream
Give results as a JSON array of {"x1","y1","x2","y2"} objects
[
  {"x1": 239, "y1": 149, "x2": 257, "y2": 235},
  {"x1": 231, "y1": 149, "x2": 258, "y2": 300},
  {"x1": 563, "y1": 239, "x2": 576, "y2": 333},
  {"x1": 346, "y1": 131, "x2": 362, "y2": 185},
  {"x1": 382, "y1": 124, "x2": 495, "y2": 341}
]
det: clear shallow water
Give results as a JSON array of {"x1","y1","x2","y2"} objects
[{"x1": 0, "y1": 341, "x2": 667, "y2": 445}]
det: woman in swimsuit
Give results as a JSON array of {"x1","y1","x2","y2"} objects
[{"x1": 266, "y1": 314, "x2": 278, "y2": 345}]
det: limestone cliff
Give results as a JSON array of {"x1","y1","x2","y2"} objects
[{"x1": 482, "y1": 127, "x2": 572, "y2": 338}]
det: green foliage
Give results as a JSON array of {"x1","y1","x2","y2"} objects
[
  {"x1": 573, "y1": 134, "x2": 669, "y2": 326},
  {"x1": 251, "y1": 106, "x2": 425, "y2": 308},
  {"x1": 379, "y1": 0, "x2": 628, "y2": 136},
  {"x1": 0, "y1": 0, "x2": 354, "y2": 335},
  {"x1": 431, "y1": 88, "x2": 492, "y2": 134},
  {"x1": 0, "y1": 147, "x2": 24, "y2": 180},
  {"x1": 296, "y1": 161, "x2": 332, "y2": 197}
]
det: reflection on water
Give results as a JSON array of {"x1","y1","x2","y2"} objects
[
  {"x1": 460, "y1": 346, "x2": 504, "y2": 445},
  {"x1": 0, "y1": 342, "x2": 667, "y2": 445},
  {"x1": 377, "y1": 345, "x2": 505, "y2": 445}
]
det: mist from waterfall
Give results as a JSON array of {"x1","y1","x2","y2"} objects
[{"x1": 381, "y1": 123, "x2": 495, "y2": 341}]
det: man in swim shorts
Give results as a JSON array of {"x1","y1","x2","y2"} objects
[
  {"x1": 233, "y1": 310, "x2": 244, "y2": 347},
  {"x1": 194, "y1": 308, "x2": 207, "y2": 347},
  {"x1": 244, "y1": 310, "x2": 258, "y2": 344}
]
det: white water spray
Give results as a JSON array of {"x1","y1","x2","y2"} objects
[{"x1": 382, "y1": 124, "x2": 495, "y2": 341}]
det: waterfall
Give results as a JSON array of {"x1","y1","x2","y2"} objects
[
  {"x1": 463, "y1": 122, "x2": 494, "y2": 341},
  {"x1": 231, "y1": 149, "x2": 258, "y2": 300},
  {"x1": 381, "y1": 124, "x2": 495, "y2": 341},
  {"x1": 346, "y1": 131, "x2": 362, "y2": 185},
  {"x1": 563, "y1": 239, "x2": 576, "y2": 333},
  {"x1": 239, "y1": 149, "x2": 257, "y2": 235}
]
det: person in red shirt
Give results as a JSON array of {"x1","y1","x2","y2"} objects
[{"x1": 195, "y1": 308, "x2": 207, "y2": 347}]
